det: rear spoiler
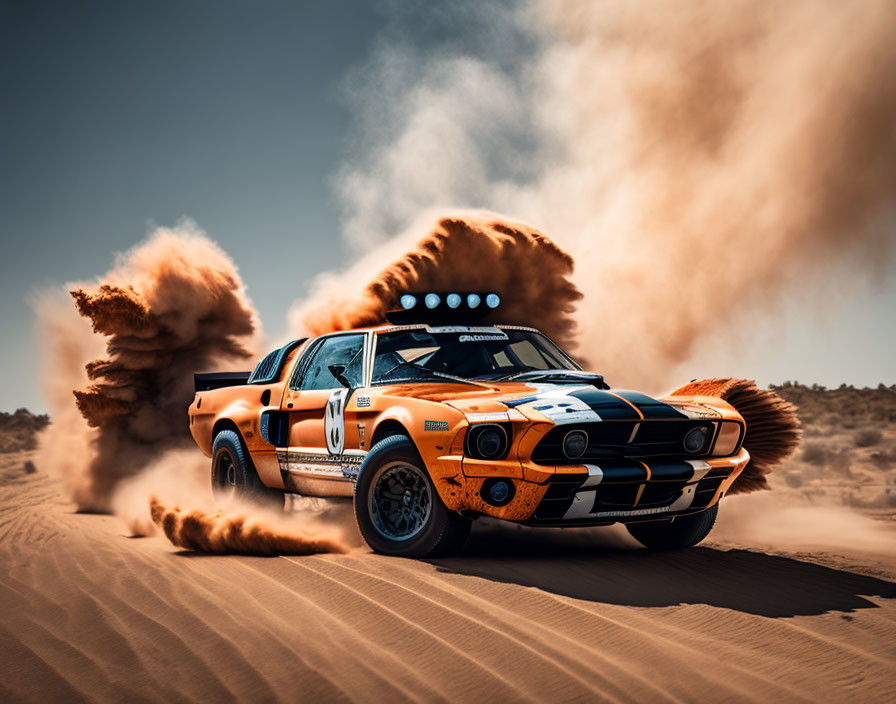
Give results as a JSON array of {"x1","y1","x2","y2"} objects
[{"x1": 194, "y1": 371, "x2": 251, "y2": 393}]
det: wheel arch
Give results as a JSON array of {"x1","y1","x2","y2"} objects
[
  {"x1": 370, "y1": 418, "x2": 412, "y2": 447},
  {"x1": 212, "y1": 417, "x2": 243, "y2": 442}
]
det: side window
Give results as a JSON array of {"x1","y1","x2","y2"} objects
[{"x1": 298, "y1": 334, "x2": 366, "y2": 390}]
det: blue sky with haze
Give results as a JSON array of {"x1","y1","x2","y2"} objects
[{"x1": 1, "y1": 0, "x2": 894, "y2": 413}]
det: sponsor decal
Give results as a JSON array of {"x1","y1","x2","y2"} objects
[
  {"x1": 341, "y1": 463, "x2": 361, "y2": 481},
  {"x1": 458, "y1": 333, "x2": 508, "y2": 343},
  {"x1": 424, "y1": 420, "x2": 450, "y2": 431},
  {"x1": 356, "y1": 395, "x2": 371, "y2": 408},
  {"x1": 277, "y1": 450, "x2": 366, "y2": 480}
]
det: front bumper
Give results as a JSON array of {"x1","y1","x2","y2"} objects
[
  {"x1": 445, "y1": 448, "x2": 750, "y2": 525},
  {"x1": 525, "y1": 449, "x2": 750, "y2": 525}
]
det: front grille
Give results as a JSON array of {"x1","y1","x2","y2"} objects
[
  {"x1": 531, "y1": 420, "x2": 715, "y2": 464},
  {"x1": 528, "y1": 460, "x2": 730, "y2": 524}
]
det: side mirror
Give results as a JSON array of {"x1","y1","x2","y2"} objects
[{"x1": 328, "y1": 364, "x2": 352, "y2": 390}]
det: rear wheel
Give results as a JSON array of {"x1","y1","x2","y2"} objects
[
  {"x1": 625, "y1": 504, "x2": 718, "y2": 550},
  {"x1": 211, "y1": 429, "x2": 284, "y2": 509},
  {"x1": 354, "y1": 435, "x2": 471, "y2": 557}
]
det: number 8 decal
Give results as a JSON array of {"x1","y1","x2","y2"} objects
[{"x1": 325, "y1": 388, "x2": 348, "y2": 456}]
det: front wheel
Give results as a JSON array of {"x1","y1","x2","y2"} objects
[
  {"x1": 625, "y1": 504, "x2": 718, "y2": 550},
  {"x1": 354, "y1": 435, "x2": 471, "y2": 557}
]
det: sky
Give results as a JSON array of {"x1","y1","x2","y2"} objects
[{"x1": 1, "y1": 0, "x2": 894, "y2": 414}]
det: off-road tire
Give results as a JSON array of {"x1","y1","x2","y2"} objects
[
  {"x1": 354, "y1": 435, "x2": 471, "y2": 558},
  {"x1": 625, "y1": 504, "x2": 719, "y2": 550},
  {"x1": 211, "y1": 429, "x2": 284, "y2": 508}
]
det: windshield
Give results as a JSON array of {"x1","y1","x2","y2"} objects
[{"x1": 372, "y1": 327, "x2": 580, "y2": 384}]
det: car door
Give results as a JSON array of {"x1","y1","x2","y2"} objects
[{"x1": 279, "y1": 332, "x2": 369, "y2": 494}]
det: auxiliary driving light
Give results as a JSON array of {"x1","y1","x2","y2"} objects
[
  {"x1": 425, "y1": 293, "x2": 441, "y2": 309},
  {"x1": 486, "y1": 293, "x2": 500, "y2": 308},
  {"x1": 467, "y1": 293, "x2": 481, "y2": 308},
  {"x1": 489, "y1": 480, "x2": 510, "y2": 503},
  {"x1": 446, "y1": 293, "x2": 461, "y2": 308},
  {"x1": 683, "y1": 426, "x2": 708, "y2": 453},
  {"x1": 481, "y1": 478, "x2": 515, "y2": 507},
  {"x1": 562, "y1": 430, "x2": 588, "y2": 459},
  {"x1": 400, "y1": 294, "x2": 417, "y2": 310}
]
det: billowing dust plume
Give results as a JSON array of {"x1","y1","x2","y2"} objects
[
  {"x1": 670, "y1": 378, "x2": 802, "y2": 494},
  {"x1": 334, "y1": 0, "x2": 896, "y2": 389},
  {"x1": 292, "y1": 212, "x2": 582, "y2": 351},
  {"x1": 39, "y1": 222, "x2": 258, "y2": 513},
  {"x1": 150, "y1": 496, "x2": 348, "y2": 556}
]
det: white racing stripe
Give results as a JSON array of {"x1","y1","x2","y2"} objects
[
  {"x1": 522, "y1": 384, "x2": 602, "y2": 425},
  {"x1": 581, "y1": 464, "x2": 604, "y2": 488},
  {"x1": 561, "y1": 462, "x2": 703, "y2": 520},
  {"x1": 563, "y1": 490, "x2": 598, "y2": 520}
]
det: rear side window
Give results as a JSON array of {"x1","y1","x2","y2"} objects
[{"x1": 297, "y1": 334, "x2": 366, "y2": 390}]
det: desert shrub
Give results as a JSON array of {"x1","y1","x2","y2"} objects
[
  {"x1": 801, "y1": 442, "x2": 828, "y2": 466},
  {"x1": 822, "y1": 413, "x2": 841, "y2": 429},
  {"x1": 854, "y1": 428, "x2": 882, "y2": 447},
  {"x1": 870, "y1": 449, "x2": 896, "y2": 468}
]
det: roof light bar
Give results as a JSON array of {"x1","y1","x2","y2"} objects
[{"x1": 385, "y1": 291, "x2": 502, "y2": 324}]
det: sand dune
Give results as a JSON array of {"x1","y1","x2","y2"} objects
[{"x1": 2, "y1": 458, "x2": 894, "y2": 703}]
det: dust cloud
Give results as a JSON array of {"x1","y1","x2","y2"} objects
[
  {"x1": 291, "y1": 212, "x2": 583, "y2": 350},
  {"x1": 333, "y1": 0, "x2": 896, "y2": 389},
  {"x1": 37, "y1": 221, "x2": 258, "y2": 513},
  {"x1": 149, "y1": 496, "x2": 348, "y2": 556},
  {"x1": 671, "y1": 378, "x2": 802, "y2": 494}
]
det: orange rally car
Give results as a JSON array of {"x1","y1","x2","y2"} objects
[{"x1": 188, "y1": 292, "x2": 748, "y2": 557}]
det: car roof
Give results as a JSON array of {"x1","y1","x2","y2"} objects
[{"x1": 328, "y1": 323, "x2": 543, "y2": 335}]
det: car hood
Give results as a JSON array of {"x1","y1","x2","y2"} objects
[{"x1": 375, "y1": 380, "x2": 728, "y2": 423}]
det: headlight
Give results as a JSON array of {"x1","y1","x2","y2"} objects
[
  {"x1": 446, "y1": 293, "x2": 461, "y2": 308},
  {"x1": 425, "y1": 293, "x2": 441, "y2": 309},
  {"x1": 683, "y1": 426, "x2": 709, "y2": 453},
  {"x1": 466, "y1": 424, "x2": 509, "y2": 460},
  {"x1": 713, "y1": 422, "x2": 742, "y2": 455},
  {"x1": 562, "y1": 430, "x2": 588, "y2": 459}
]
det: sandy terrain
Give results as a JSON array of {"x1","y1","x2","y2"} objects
[{"x1": 2, "y1": 447, "x2": 895, "y2": 703}]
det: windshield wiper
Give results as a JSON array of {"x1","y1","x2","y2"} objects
[
  {"x1": 375, "y1": 367, "x2": 485, "y2": 387},
  {"x1": 497, "y1": 369, "x2": 600, "y2": 383}
]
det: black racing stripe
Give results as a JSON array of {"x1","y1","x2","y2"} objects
[
  {"x1": 568, "y1": 388, "x2": 642, "y2": 420},
  {"x1": 645, "y1": 460, "x2": 695, "y2": 482},
  {"x1": 502, "y1": 395, "x2": 538, "y2": 408},
  {"x1": 613, "y1": 390, "x2": 688, "y2": 419},
  {"x1": 599, "y1": 462, "x2": 649, "y2": 483}
]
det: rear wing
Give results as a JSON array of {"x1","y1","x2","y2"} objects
[{"x1": 194, "y1": 372, "x2": 251, "y2": 393}]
